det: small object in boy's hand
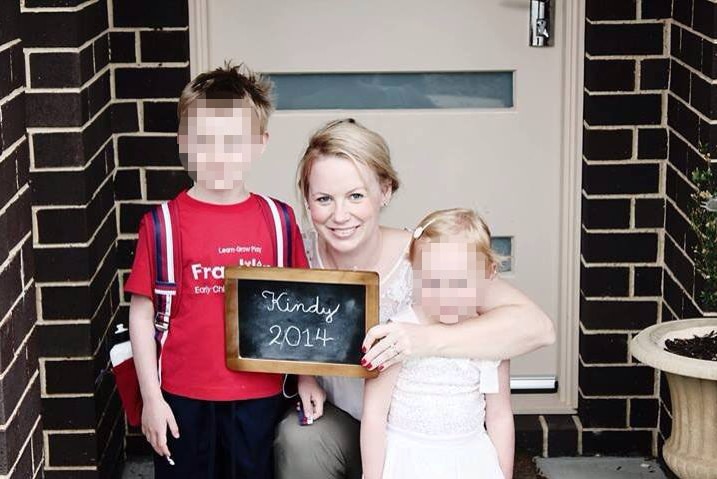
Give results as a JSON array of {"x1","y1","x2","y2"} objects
[
  {"x1": 166, "y1": 456, "x2": 175, "y2": 466},
  {"x1": 296, "y1": 400, "x2": 314, "y2": 426}
]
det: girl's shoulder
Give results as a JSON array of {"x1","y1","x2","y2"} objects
[
  {"x1": 380, "y1": 227, "x2": 413, "y2": 282},
  {"x1": 380, "y1": 226, "x2": 413, "y2": 258},
  {"x1": 382, "y1": 226, "x2": 413, "y2": 243}
]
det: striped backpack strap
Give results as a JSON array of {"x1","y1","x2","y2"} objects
[
  {"x1": 256, "y1": 194, "x2": 293, "y2": 267},
  {"x1": 150, "y1": 202, "x2": 178, "y2": 332},
  {"x1": 276, "y1": 199, "x2": 294, "y2": 267},
  {"x1": 149, "y1": 200, "x2": 182, "y2": 385}
]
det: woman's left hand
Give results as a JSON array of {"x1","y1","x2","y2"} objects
[
  {"x1": 297, "y1": 375, "x2": 326, "y2": 421},
  {"x1": 361, "y1": 321, "x2": 431, "y2": 371}
]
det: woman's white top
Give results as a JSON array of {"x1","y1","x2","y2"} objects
[{"x1": 304, "y1": 231, "x2": 413, "y2": 421}]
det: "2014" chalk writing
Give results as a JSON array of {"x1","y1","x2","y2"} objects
[{"x1": 268, "y1": 325, "x2": 335, "y2": 348}]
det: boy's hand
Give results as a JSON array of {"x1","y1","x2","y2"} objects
[
  {"x1": 141, "y1": 397, "x2": 180, "y2": 458},
  {"x1": 297, "y1": 375, "x2": 326, "y2": 421}
]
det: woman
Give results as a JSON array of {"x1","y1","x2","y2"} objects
[{"x1": 275, "y1": 119, "x2": 555, "y2": 479}]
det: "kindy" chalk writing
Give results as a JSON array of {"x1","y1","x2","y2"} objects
[{"x1": 261, "y1": 290, "x2": 341, "y2": 324}]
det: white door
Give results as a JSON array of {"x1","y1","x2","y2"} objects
[{"x1": 195, "y1": 0, "x2": 583, "y2": 413}]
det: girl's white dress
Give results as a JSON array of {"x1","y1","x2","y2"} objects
[{"x1": 383, "y1": 307, "x2": 505, "y2": 479}]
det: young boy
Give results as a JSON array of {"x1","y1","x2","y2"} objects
[{"x1": 125, "y1": 64, "x2": 317, "y2": 478}]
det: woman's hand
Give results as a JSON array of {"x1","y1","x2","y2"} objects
[
  {"x1": 297, "y1": 375, "x2": 326, "y2": 421},
  {"x1": 141, "y1": 396, "x2": 179, "y2": 458},
  {"x1": 361, "y1": 321, "x2": 432, "y2": 371}
]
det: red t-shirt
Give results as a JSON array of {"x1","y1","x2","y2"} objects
[{"x1": 125, "y1": 190, "x2": 309, "y2": 401}]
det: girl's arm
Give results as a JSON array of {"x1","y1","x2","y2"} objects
[
  {"x1": 485, "y1": 360, "x2": 514, "y2": 479},
  {"x1": 361, "y1": 364, "x2": 402, "y2": 479},
  {"x1": 362, "y1": 278, "x2": 555, "y2": 369}
]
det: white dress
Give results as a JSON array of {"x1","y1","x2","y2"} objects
[{"x1": 383, "y1": 307, "x2": 505, "y2": 479}]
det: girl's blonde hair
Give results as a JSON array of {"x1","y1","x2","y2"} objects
[
  {"x1": 410, "y1": 208, "x2": 504, "y2": 269},
  {"x1": 296, "y1": 118, "x2": 400, "y2": 203}
]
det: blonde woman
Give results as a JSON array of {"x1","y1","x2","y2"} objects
[{"x1": 275, "y1": 119, "x2": 554, "y2": 479}]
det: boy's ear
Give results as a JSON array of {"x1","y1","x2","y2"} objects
[
  {"x1": 177, "y1": 132, "x2": 187, "y2": 152},
  {"x1": 260, "y1": 131, "x2": 269, "y2": 155}
]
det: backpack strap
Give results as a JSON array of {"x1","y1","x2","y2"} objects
[
  {"x1": 276, "y1": 200, "x2": 294, "y2": 267},
  {"x1": 256, "y1": 194, "x2": 293, "y2": 267},
  {"x1": 150, "y1": 202, "x2": 178, "y2": 332},
  {"x1": 149, "y1": 201, "x2": 181, "y2": 386}
]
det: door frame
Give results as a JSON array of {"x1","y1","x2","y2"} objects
[{"x1": 187, "y1": 0, "x2": 585, "y2": 414}]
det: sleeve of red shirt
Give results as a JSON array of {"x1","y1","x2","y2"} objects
[
  {"x1": 288, "y1": 206, "x2": 309, "y2": 269},
  {"x1": 124, "y1": 214, "x2": 155, "y2": 300}
]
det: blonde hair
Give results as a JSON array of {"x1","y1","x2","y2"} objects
[
  {"x1": 296, "y1": 118, "x2": 400, "y2": 203},
  {"x1": 177, "y1": 62, "x2": 273, "y2": 134},
  {"x1": 410, "y1": 208, "x2": 503, "y2": 269}
]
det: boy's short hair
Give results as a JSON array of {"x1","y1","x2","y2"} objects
[
  {"x1": 177, "y1": 62, "x2": 273, "y2": 134},
  {"x1": 410, "y1": 208, "x2": 504, "y2": 268}
]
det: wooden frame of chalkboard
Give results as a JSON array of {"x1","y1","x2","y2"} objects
[{"x1": 225, "y1": 266, "x2": 380, "y2": 378}]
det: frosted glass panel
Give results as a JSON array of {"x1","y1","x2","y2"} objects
[
  {"x1": 269, "y1": 72, "x2": 513, "y2": 110},
  {"x1": 491, "y1": 236, "x2": 513, "y2": 272}
]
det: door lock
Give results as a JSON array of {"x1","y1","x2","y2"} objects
[{"x1": 530, "y1": 0, "x2": 553, "y2": 47}]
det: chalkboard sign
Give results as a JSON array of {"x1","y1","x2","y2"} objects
[{"x1": 225, "y1": 266, "x2": 379, "y2": 378}]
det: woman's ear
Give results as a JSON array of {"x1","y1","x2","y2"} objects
[{"x1": 380, "y1": 180, "x2": 393, "y2": 207}]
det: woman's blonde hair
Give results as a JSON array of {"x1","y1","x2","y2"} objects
[
  {"x1": 296, "y1": 118, "x2": 400, "y2": 203},
  {"x1": 409, "y1": 208, "x2": 504, "y2": 269}
]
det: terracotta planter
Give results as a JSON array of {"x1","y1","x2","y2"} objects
[{"x1": 630, "y1": 318, "x2": 717, "y2": 479}]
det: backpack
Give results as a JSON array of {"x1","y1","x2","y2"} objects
[{"x1": 111, "y1": 193, "x2": 296, "y2": 426}]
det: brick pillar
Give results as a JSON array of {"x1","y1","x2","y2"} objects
[
  {"x1": 108, "y1": 0, "x2": 191, "y2": 453},
  {"x1": 660, "y1": 0, "x2": 717, "y2": 454},
  {"x1": 0, "y1": 1, "x2": 43, "y2": 477},
  {"x1": 578, "y1": 0, "x2": 671, "y2": 457},
  {"x1": 22, "y1": 0, "x2": 124, "y2": 476}
]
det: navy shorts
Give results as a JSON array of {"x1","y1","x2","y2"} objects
[{"x1": 154, "y1": 390, "x2": 284, "y2": 479}]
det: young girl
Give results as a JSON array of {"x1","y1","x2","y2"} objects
[{"x1": 361, "y1": 208, "x2": 515, "y2": 479}]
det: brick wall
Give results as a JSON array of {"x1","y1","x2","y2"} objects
[
  {"x1": 108, "y1": 0, "x2": 191, "y2": 454},
  {"x1": 21, "y1": 0, "x2": 124, "y2": 476},
  {"x1": 579, "y1": 0, "x2": 671, "y2": 457},
  {"x1": 660, "y1": 0, "x2": 716, "y2": 454},
  {"x1": 0, "y1": 1, "x2": 43, "y2": 477},
  {"x1": 579, "y1": 0, "x2": 717, "y2": 460}
]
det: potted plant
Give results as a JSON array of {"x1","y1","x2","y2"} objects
[{"x1": 630, "y1": 167, "x2": 717, "y2": 479}]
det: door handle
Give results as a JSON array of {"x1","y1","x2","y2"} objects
[{"x1": 530, "y1": 0, "x2": 553, "y2": 47}]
